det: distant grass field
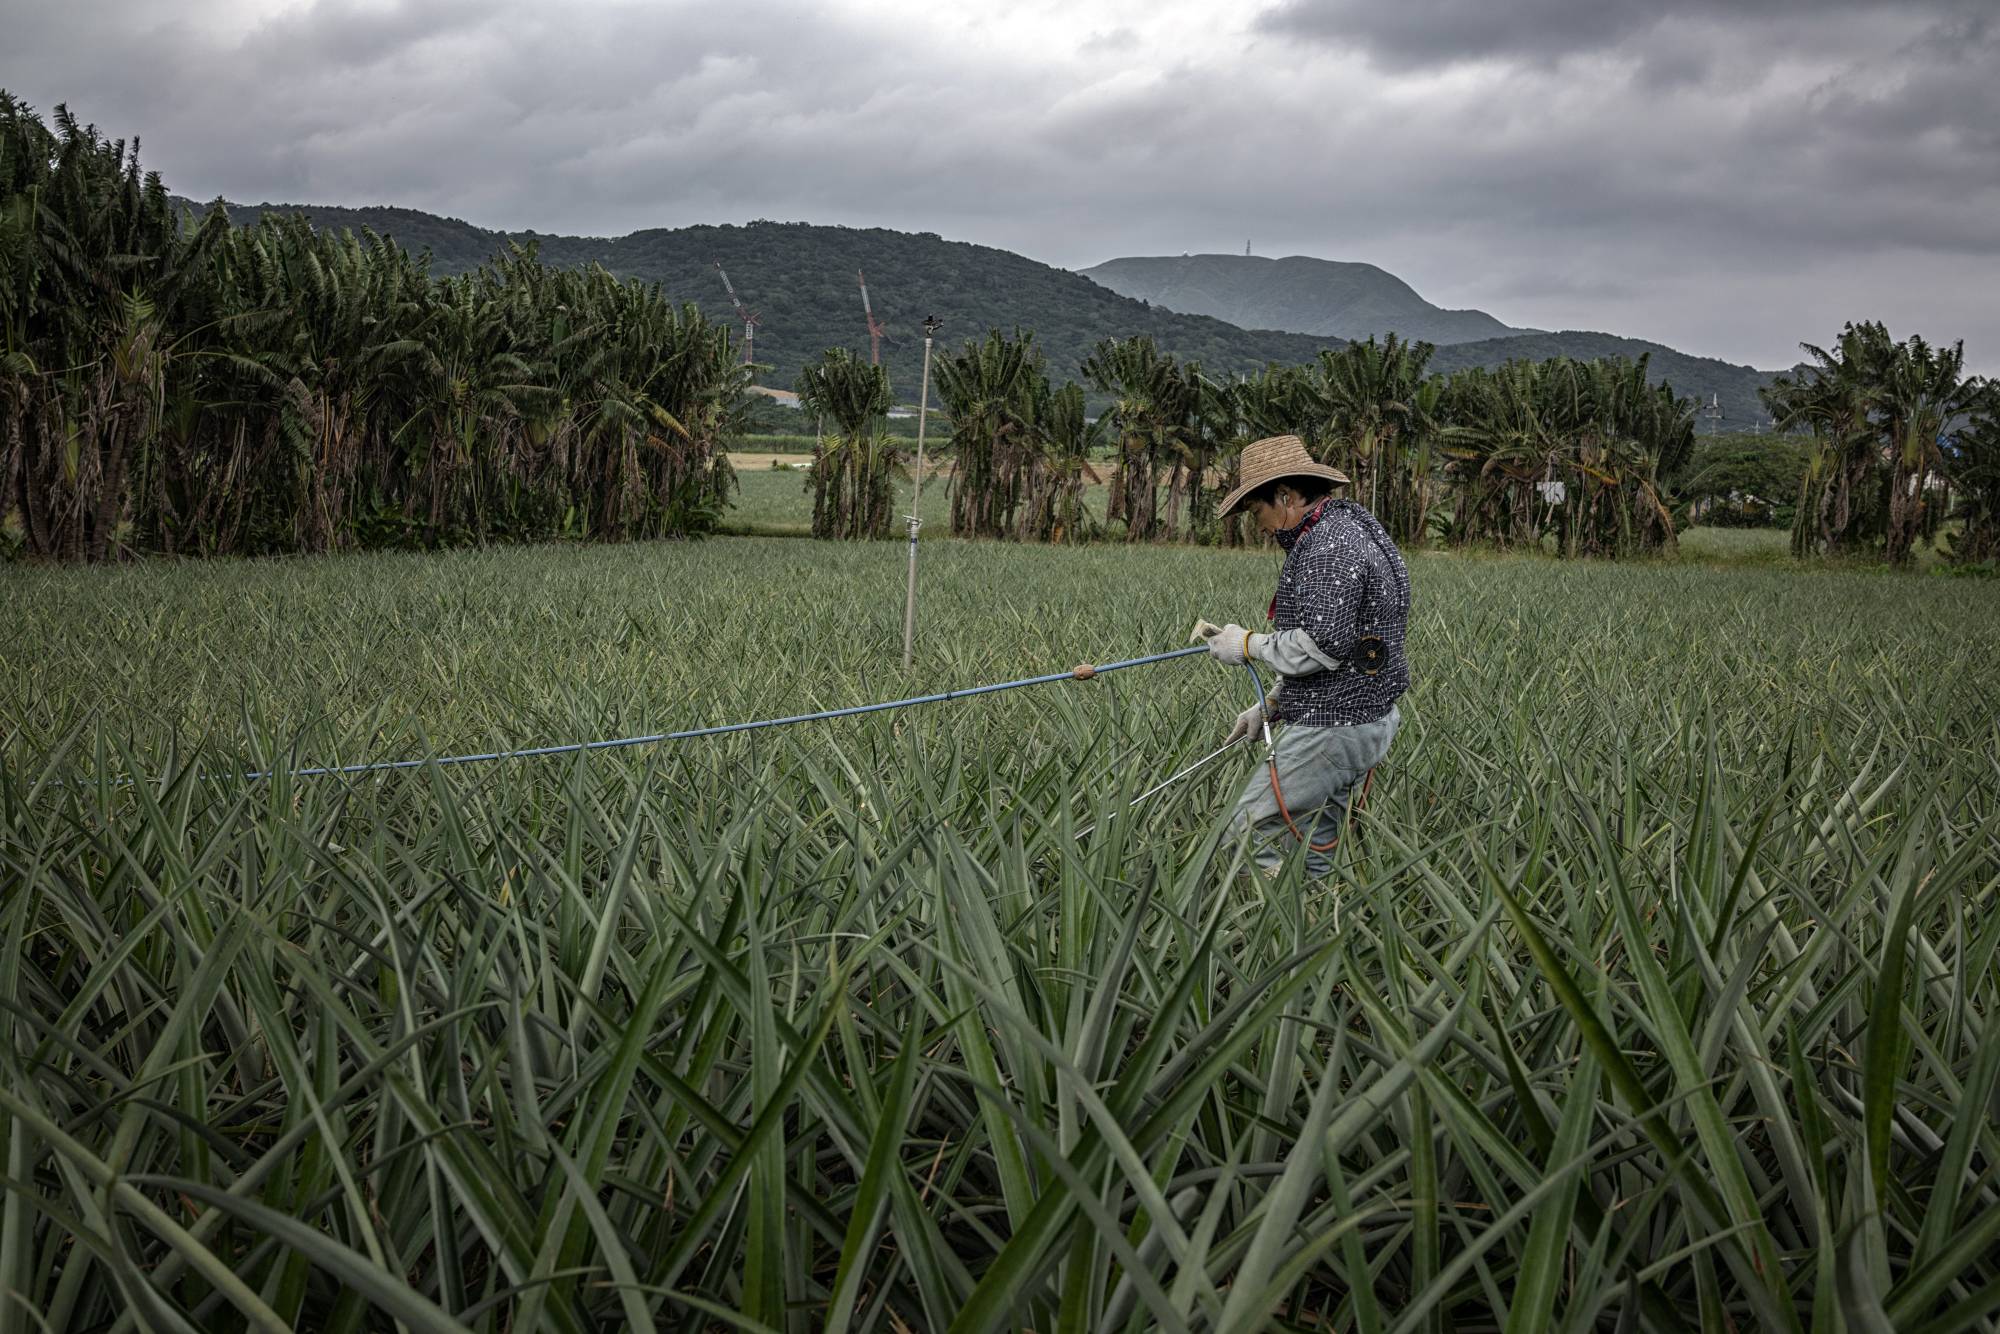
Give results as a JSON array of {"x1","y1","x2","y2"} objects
[
  {"x1": 721, "y1": 462, "x2": 1113, "y2": 538},
  {"x1": 4, "y1": 537, "x2": 1996, "y2": 1331},
  {"x1": 721, "y1": 461, "x2": 951, "y2": 535},
  {"x1": 737, "y1": 432, "x2": 826, "y2": 454},
  {"x1": 721, "y1": 465, "x2": 1835, "y2": 564},
  {"x1": 739, "y1": 416, "x2": 945, "y2": 451}
]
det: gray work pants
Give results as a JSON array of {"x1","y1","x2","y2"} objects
[{"x1": 1228, "y1": 706, "x2": 1400, "y2": 878}]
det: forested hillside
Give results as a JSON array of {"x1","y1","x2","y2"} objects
[
  {"x1": 193, "y1": 200, "x2": 1779, "y2": 424},
  {"x1": 1081, "y1": 253, "x2": 1523, "y2": 345},
  {"x1": 196, "y1": 202, "x2": 1330, "y2": 399},
  {"x1": 1428, "y1": 331, "x2": 1780, "y2": 427}
]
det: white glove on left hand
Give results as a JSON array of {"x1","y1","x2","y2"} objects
[
  {"x1": 1206, "y1": 623, "x2": 1268, "y2": 666},
  {"x1": 1224, "y1": 700, "x2": 1269, "y2": 745}
]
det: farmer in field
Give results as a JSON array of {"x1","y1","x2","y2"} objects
[{"x1": 1204, "y1": 434, "x2": 1411, "y2": 876}]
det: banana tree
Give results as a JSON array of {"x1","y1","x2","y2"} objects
[
  {"x1": 1440, "y1": 362, "x2": 1559, "y2": 549},
  {"x1": 1195, "y1": 366, "x2": 1301, "y2": 548},
  {"x1": 1874, "y1": 332, "x2": 1981, "y2": 565},
  {"x1": 1, "y1": 100, "x2": 221, "y2": 560},
  {"x1": 1306, "y1": 333, "x2": 1436, "y2": 540},
  {"x1": 1940, "y1": 389, "x2": 2000, "y2": 564},
  {"x1": 797, "y1": 346, "x2": 896, "y2": 539},
  {"x1": 934, "y1": 330, "x2": 1039, "y2": 539},
  {"x1": 1019, "y1": 378, "x2": 1101, "y2": 544},
  {"x1": 1081, "y1": 336, "x2": 1196, "y2": 542},
  {"x1": 1763, "y1": 322, "x2": 1892, "y2": 558}
]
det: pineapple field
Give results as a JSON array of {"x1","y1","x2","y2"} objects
[{"x1": 3, "y1": 536, "x2": 1997, "y2": 1332}]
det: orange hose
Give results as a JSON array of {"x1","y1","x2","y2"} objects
[{"x1": 1268, "y1": 761, "x2": 1375, "y2": 853}]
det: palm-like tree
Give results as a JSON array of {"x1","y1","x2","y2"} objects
[
  {"x1": 1940, "y1": 388, "x2": 2000, "y2": 564},
  {"x1": 3, "y1": 99, "x2": 227, "y2": 559},
  {"x1": 1081, "y1": 336, "x2": 1197, "y2": 542},
  {"x1": 797, "y1": 347, "x2": 896, "y2": 539},
  {"x1": 1440, "y1": 356, "x2": 1685, "y2": 557},
  {"x1": 1394, "y1": 376, "x2": 1447, "y2": 544},
  {"x1": 1019, "y1": 378, "x2": 1101, "y2": 544},
  {"x1": 1194, "y1": 366, "x2": 1299, "y2": 548},
  {"x1": 934, "y1": 330, "x2": 1039, "y2": 539},
  {"x1": 1763, "y1": 322, "x2": 1891, "y2": 558},
  {"x1": 1558, "y1": 356, "x2": 1685, "y2": 557},
  {"x1": 2, "y1": 97, "x2": 748, "y2": 560},
  {"x1": 253, "y1": 218, "x2": 422, "y2": 550},
  {"x1": 393, "y1": 274, "x2": 543, "y2": 542},
  {"x1": 1874, "y1": 333, "x2": 1981, "y2": 565},
  {"x1": 1306, "y1": 334, "x2": 1436, "y2": 541},
  {"x1": 1439, "y1": 362, "x2": 1555, "y2": 549},
  {"x1": 1764, "y1": 322, "x2": 1984, "y2": 564}
]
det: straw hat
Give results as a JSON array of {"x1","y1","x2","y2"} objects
[{"x1": 1217, "y1": 435, "x2": 1352, "y2": 519}]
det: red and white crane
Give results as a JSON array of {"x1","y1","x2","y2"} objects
[
  {"x1": 857, "y1": 268, "x2": 887, "y2": 366},
  {"x1": 712, "y1": 261, "x2": 761, "y2": 365}
]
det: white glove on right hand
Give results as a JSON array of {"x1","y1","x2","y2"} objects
[
  {"x1": 1225, "y1": 700, "x2": 1269, "y2": 746},
  {"x1": 1206, "y1": 624, "x2": 1271, "y2": 667}
]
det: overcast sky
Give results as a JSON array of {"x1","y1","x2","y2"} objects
[{"x1": 8, "y1": 0, "x2": 1996, "y2": 371}]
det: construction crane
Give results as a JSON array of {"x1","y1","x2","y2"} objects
[
  {"x1": 857, "y1": 269, "x2": 887, "y2": 366},
  {"x1": 712, "y1": 261, "x2": 760, "y2": 366}
]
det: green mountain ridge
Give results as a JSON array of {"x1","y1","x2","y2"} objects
[
  {"x1": 1427, "y1": 331, "x2": 1775, "y2": 424},
  {"x1": 185, "y1": 199, "x2": 1335, "y2": 403},
  {"x1": 180, "y1": 197, "x2": 1780, "y2": 427},
  {"x1": 1080, "y1": 253, "x2": 1529, "y2": 346}
]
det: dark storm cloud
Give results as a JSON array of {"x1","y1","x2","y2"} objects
[
  {"x1": 6, "y1": 0, "x2": 1997, "y2": 371},
  {"x1": 237, "y1": 0, "x2": 491, "y2": 71},
  {"x1": 1252, "y1": 0, "x2": 1968, "y2": 70},
  {"x1": 7, "y1": 1, "x2": 930, "y2": 224},
  {"x1": 1812, "y1": 8, "x2": 1999, "y2": 160},
  {"x1": 1231, "y1": 0, "x2": 2000, "y2": 366}
]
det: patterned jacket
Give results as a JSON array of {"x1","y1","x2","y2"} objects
[{"x1": 1263, "y1": 499, "x2": 1411, "y2": 726}]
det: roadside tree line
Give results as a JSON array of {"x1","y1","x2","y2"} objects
[
  {"x1": 804, "y1": 319, "x2": 2000, "y2": 568},
  {"x1": 1762, "y1": 321, "x2": 1997, "y2": 565},
  {"x1": 800, "y1": 327, "x2": 1695, "y2": 559}
]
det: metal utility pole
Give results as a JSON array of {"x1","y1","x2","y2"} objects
[
  {"x1": 902, "y1": 314, "x2": 942, "y2": 670},
  {"x1": 1701, "y1": 393, "x2": 1724, "y2": 433},
  {"x1": 712, "y1": 261, "x2": 760, "y2": 366},
  {"x1": 858, "y1": 269, "x2": 887, "y2": 366}
]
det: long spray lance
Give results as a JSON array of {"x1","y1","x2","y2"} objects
[{"x1": 1072, "y1": 737, "x2": 1244, "y2": 841}]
